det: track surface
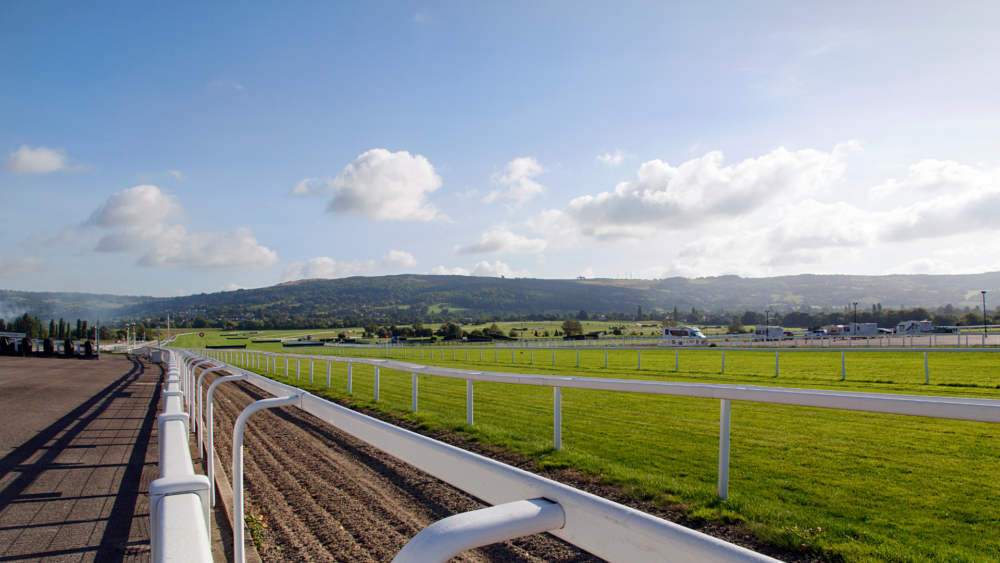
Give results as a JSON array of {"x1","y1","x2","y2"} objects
[
  {"x1": 0, "y1": 355, "x2": 160, "y2": 563},
  {"x1": 205, "y1": 371, "x2": 603, "y2": 563}
]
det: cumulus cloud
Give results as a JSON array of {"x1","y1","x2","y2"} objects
[
  {"x1": 0, "y1": 256, "x2": 43, "y2": 278},
  {"x1": 596, "y1": 149, "x2": 635, "y2": 166},
  {"x1": 870, "y1": 159, "x2": 999, "y2": 200},
  {"x1": 290, "y1": 149, "x2": 444, "y2": 221},
  {"x1": 85, "y1": 185, "x2": 183, "y2": 228},
  {"x1": 79, "y1": 185, "x2": 278, "y2": 271},
  {"x1": 4, "y1": 145, "x2": 84, "y2": 174},
  {"x1": 381, "y1": 250, "x2": 417, "y2": 267},
  {"x1": 281, "y1": 257, "x2": 374, "y2": 282},
  {"x1": 428, "y1": 265, "x2": 471, "y2": 275},
  {"x1": 454, "y1": 227, "x2": 547, "y2": 255},
  {"x1": 538, "y1": 143, "x2": 857, "y2": 242},
  {"x1": 472, "y1": 260, "x2": 530, "y2": 277},
  {"x1": 484, "y1": 157, "x2": 546, "y2": 207},
  {"x1": 221, "y1": 284, "x2": 246, "y2": 291},
  {"x1": 579, "y1": 267, "x2": 595, "y2": 278}
]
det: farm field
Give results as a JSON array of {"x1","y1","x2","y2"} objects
[{"x1": 171, "y1": 331, "x2": 1000, "y2": 562}]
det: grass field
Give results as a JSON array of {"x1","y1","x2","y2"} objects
[{"x1": 172, "y1": 331, "x2": 1000, "y2": 562}]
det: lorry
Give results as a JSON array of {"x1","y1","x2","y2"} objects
[
  {"x1": 753, "y1": 326, "x2": 785, "y2": 341},
  {"x1": 658, "y1": 326, "x2": 709, "y2": 346},
  {"x1": 895, "y1": 320, "x2": 933, "y2": 334}
]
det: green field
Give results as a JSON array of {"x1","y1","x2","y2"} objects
[{"x1": 172, "y1": 331, "x2": 1000, "y2": 562}]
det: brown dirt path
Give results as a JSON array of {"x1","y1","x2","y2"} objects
[{"x1": 205, "y1": 373, "x2": 603, "y2": 563}]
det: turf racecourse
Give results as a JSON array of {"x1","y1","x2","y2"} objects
[{"x1": 173, "y1": 332, "x2": 1000, "y2": 563}]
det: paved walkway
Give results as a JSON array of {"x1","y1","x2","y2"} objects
[{"x1": 0, "y1": 355, "x2": 161, "y2": 563}]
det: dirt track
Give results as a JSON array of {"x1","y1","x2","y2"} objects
[{"x1": 206, "y1": 372, "x2": 603, "y2": 563}]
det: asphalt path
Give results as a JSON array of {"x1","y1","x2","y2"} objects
[{"x1": 0, "y1": 355, "x2": 161, "y2": 563}]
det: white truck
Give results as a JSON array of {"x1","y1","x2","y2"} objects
[
  {"x1": 658, "y1": 326, "x2": 708, "y2": 346},
  {"x1": 753, "y1": 326, "x2": 785, "y2": 341},
  {"x1": 895, "y1": 320, "x2": 933, "y2": 334}
]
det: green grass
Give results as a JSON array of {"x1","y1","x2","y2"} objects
[{"x1": 175, "y1": 331, "x2": 1000, "y2": 562}]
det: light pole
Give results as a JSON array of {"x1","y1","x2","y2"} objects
[{"x1": 983, "y1": 291, "x2": 988, "y2": 339}]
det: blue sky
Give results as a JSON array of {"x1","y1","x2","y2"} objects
[{"x1": 2, "y1": 1, "x2": 999, "y2": 296}]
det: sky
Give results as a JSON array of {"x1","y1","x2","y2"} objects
[{"x1": 2, "y1": 1, "x2": 1000, "y2": 297}]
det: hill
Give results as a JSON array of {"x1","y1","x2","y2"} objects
[
  {"x1": 124, "y1": 272, "x2": 1000, "y2": 320},
  {"x1": 4, "y1": 272, "x2": 999, "y2": 324}
]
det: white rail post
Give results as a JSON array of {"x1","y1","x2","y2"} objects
[
  {"x1": 638, "y1": 349, "x2": 641, "y2": 370},
  {"x1": 326, "y1": 361, "x2": 331, "y2": 387},
  {"x1": 466, "y1": 380, "x2": 474, "y2": 426},
  {"x1": 576, "y1": 349, "x2": 579, "y2": 367},
  {"x1": 205, "y1": 373, "x2": 247, "y2": 505},
  {"x1": 841, "y1": 351, "x2": 846, "y2": 381},
  {"x1": 552, "y1": 349, "x2": 555, "y2": 365},
  {"x1": 775, "y1": 351, "x2": 779, "y2": 377},
  {"x1": 554, "y1": 387, "x2": 562, "y2": 450},
  {"x1": 412, "y1": 373, "x2": 418, "y2": 412},
  {"x1": 374, "y1": 366, "x2": 380, "y2": 401},
  {"x1": 512, "y1": 348, "x2": 515, "y2": 363},
  {"x1": 310, "y1": 359, "x2": 314, "y2": 383},
  {"x1": 530, "y1": 349, "x2": 533, "y2": 364},
  {"x1": 605, "y1": 348, "x2": 608, "y2": 368},
  {"x1": 233, "y1": 395, "x2": 299, "y2": 563},
  {"x1": 284, "y1": 357, "x2": 288, "y2": 377},
  {"x1": 195, "y1": 365, "x2": 227, "y2": 457},
  {"x1": 348, "y1": 362, "x2": 353, "y2": 393},
  {"x1": 676, "y1": 349, "x2": 679, "y2": 371},
  {"x1": 296, "y1": 358, "x2": 300, "y2": 379},
  {"x1": 721, "y1": 350, "x2": 725, "y2": 374},
  {"x1": 495, "y1": 347, "x2": 497, "y2": 362},
  {"x1": 719, "y1": 399, "x2": 731, "y2": 499},
  {"x1": 924, "y1": 351, "x2": 929, "y2": 383}
]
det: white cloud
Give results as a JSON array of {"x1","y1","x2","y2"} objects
[
  {"x1": 596, "y1": 149, "x2": 635, "y2": 166},
  {"x1": 221, "y1": 284, "x2": 246, "y2": 291},
  {"x1": 870, "y1": 159, "x2": 998, "y2": 200},
  {"x1": 291, "y1": 149, "x2": 444, "y2": 222},
  {"x1": 428, "y1": 265, "x2": 471, "y2": 276},
  {"x1": 542, "y1": 142, "x2": 857, "y2": 242},
  {"x1": 454, "y1": 227, "x2": 547, "y2": 255},
  {"x1": 4, "y1": 145, "x2": 83, "y2": 174},
  {"x1": 484, "y1": 157, "x2": 546, "y2": 207},
  {"x1": 0, "y1": 256, "x2": 43, "y2": 278},
  {"x1": 472, "y1": 260, "x2": 530, "y2": 278},
  {"x1": 79, "y1": 185, "x2": 278, "y2": 271},
  {"x1": 579, "y1": 267, "x2": 595, "y2": 278},
  {"x1": 381, "y1": 250, "x2": 417, "y2": 268},
  {"x1": 280, "y1": 257, "x2": 374, "y2": 282},
  {"x1": 85, "y1": 185, "x2": 183, "y2": 228},
  {"x1": 884, "y1": 258, "x2": 956, "y2": 275}
]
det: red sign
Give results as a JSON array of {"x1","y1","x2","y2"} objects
[{"x1": 199, "y1": 332, "x2": 205, "y2": 337}]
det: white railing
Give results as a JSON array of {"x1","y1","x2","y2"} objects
[
  {"x1": 194, "y1": 347, "x2": 1000, "y2": 503},
  {"x1": 150, "y1": 349, "x2": 213, "y2": 563},
  {"x1": 180, "y1": 349, "x2": 783, "y2": 563},
  {"x1": 219, "y1": 341, "x2": 1000, "y2": 384}
]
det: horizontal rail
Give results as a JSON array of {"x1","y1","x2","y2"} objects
[{"x1": 151, "y1": 350, "x2": 213, "y2": 563}]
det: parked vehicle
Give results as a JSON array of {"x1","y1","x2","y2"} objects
[
  {"x1": 804, "y1": 329, "x2": 828, "y2": 337},
  {"x1": 895, "y1": 320, "x2": 934, "y2": 334},
  {"x1": 932, "y1": 326, "x2": 959, "y2": 333},
  {"x1": 658, "y1": 326, "x2": 708, "y2": 346},
  {"x1": 753, "y1": 326, "x2": 786, "y2": 341},
  {"x1": 877, "y1": 328, "x2": 893, "y2": 334},
  {"x1": 847, "y1": 323, "x2": 879, "y2": 336}
]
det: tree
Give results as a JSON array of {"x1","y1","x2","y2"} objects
[
  {"x1": 727, "y1": 320, "x2": 747, "y2": 334},
  {"x1": 82, "y1": 321, "x2": 88, "y2": 340},
  {"x1": 508, "y1": 328, "x2": 519, "y2": 338},
  {"x1": 740, "y1": 311, "x2": 761, "y2": 326},
  {"x1": 0, "y1": 318, "x2": 5, "y2": 331},
  {"x1": 49, "y1": 319, "x2": 56, "y2": 338},
  {"x1": 58, "y1": 318, "x2": 65, "y2": 339},
  {"x1": 637, "y1": 305, "x2": 643, "y2": 320},
  {"x1": 576, "y1": 310, "x2": 589, "y2": 320},
  {"x1": 561, "y1": 319, "x2": 583, "y2": 335},
  {"x1": 76, "y1": 319, "x2": 82, "y2": 340}
]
